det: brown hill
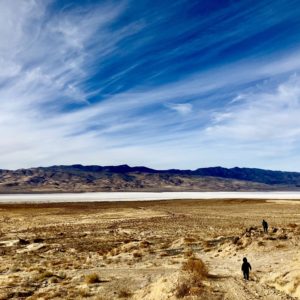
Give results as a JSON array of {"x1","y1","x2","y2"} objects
[{"x1": 0, "y1": 165, "x2": 298, "y2": 193}]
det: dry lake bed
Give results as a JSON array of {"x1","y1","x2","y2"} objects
[
  {"x1": 0, "y1": 193, "x2": 300, "y2": 299},
  {"x1": 2, "y1": 191, "x2": 300, "y2": 203}
]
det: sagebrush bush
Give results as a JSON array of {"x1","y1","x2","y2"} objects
[
  {"x1": 175, "y1": 282, "x2": 190, "y2": 298},
  {"x1": 182, "y1": 257, "x2": 208, "y2": 279},
  {"x1": 133, "y1": 251, "x2": 142, "y2": 258},
  {"x1": 84, "y1": 273, "x2": 100, "y2": 284},
  {"x1": 175, "y1": 257, "x2": 209, "y2": 298},
  {"x1": 118, "y1": 288, "x2": 132, "y2": 298},
  {"x1": 184, "y1": 249, "x2": 194, "y2": 258},
  {"x1": 257, "y1": 241, "x2": 265, "y2": 246}
]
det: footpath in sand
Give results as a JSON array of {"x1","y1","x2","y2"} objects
[
  {"x1": 132, "y1": 224, "x2": 300, "y2": 300},
  {"x1": 200, "y1": 226, "x2": 299, "y2": 300}
]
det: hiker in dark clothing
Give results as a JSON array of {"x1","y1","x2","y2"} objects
[
  {"x1": 241, "y1": 257, "x2": 252, "y2": 280},
  {"x1": 262, "y1": 219, "x2": 268, "y2": 233}
]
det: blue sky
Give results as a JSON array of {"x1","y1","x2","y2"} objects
[{"x1": 1, "y1": 0, "x2": 300, "y2": 170}]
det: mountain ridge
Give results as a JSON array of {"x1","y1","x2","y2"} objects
[{"x1": 0, "y1": 164, "x2": 300, "y2": 193}]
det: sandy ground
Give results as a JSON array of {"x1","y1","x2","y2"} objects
[{"x1": 0, "y1": 199, "x2": 299, "y2": 299}]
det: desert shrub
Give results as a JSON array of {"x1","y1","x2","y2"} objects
[
  {"x1": 85, "y1": 273, "x2": 100, "y2": 284},
  {"x1": 232, "y1": 236, "x2": 240, "y2": 244},
  {"x1": 9, "y1": 266, "x2": 21, "y2": 273},
  {"x1": 33, "y1": 271, "x2": 53, "y2": 281},
  {"x1": 189, "y1": 286, "x2": 203, "y2": 295},
  {"x1": 133, "y1": 251, "x2": 142, "y2": 258},
  {"x1": 140, "y1": 240, "x2": 150, "y2": 248},
  {"x1": 58, "y1": 271, "x2": 66, "y2": 279},
  {"x1": 78, "y1": 287, "x2": 91, "y2": 297},
  {"x1": 236, "y1": 239, "x2": 243, "y2": 246},
  {"x1": 118, "y1": 288, "x2": 133, "y2": 298},
  {"x1": 202, "y1": 240, "x2": 213, "y2": 248},
  {"x1": 50, "y1": 277, "x2": 59, "y2": 283},
  {"x1": 175, "y1": 282, "x2": 190, "y2": 298},
  {"x1": 160, "y1": 242, "x2": 170, "y2": 249},
  {"x1": 278, "y1": 234, "x2": 288, "y2": 240},
  {"x1": 176, "y1": 257, "x2": 208, "y2": 298},
  {"x1": 257, "y1": 241, "x2": 265, "y2": 246},
  {"x1": 265, "y1": 236, "x2": 276, "y2": 241},
  {"x1": 110, "y1": 248, "x2": 120, "y2": 256},
  {"x1": 160, "y1": 251, "x2": 169, "y2": 257},
  {"x1": 0, "y1": 292, "x2": 13, "y2": 300},
  {"x1": 182, "y1": 257, "x2": 208, "y2": 279},
  {"x1": 184, "y1": 249, "x2": 194, "y2": 258},
  {"x1": 276, "y1": 243, "x2": 287, "y2": 249},
  {"x1": 184, "y1": 237, "x2": 196, "y2": 244}
]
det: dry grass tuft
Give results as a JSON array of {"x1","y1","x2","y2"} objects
[
  {"x1": 33, "y1": 270, "x2": 54, "y2": 282},
  {"x1": 232, "y1": 236, "x2": 240, "y2": 244},
  {"x1": 84, "y1": 273, "x2": 101, "y2": 284},
  {"x1": 182, "y1": 257, "x2": 208, "y2": 279},
  {"x1": 160, "y1": 251, "x2": 169, "y2": 257},
  {"x1": 78, "y1": 287, "x2": 91, "y2": 297},
  {"x1": 140, "y1": 240, "x2": 150, "y2": 248},
  {"x1": 95, "y1": 296, "x2": 110, "y2": 300},
  {"x1": 276, "y1": 243, "x2": 287, "y2": 249},
  {"x1": 176, "y1": 257, "x2": 209, "y2": 298},
  {"x1": 184, "y1": 249, "x2": 194, "y2": 258},
  {"x1": 184, "y1": 237, "x2": 196, "y2": 244},
  {"x1": 133, "y1": 251, "x2": 142, "y2": 258},
  {"x1": 175, "y1": 282, "x2": 190, "y2": 298},
  {"x1": 257, "y1": 241, "x2": 265, "y2": 246},
  {"x1": 160, "y1": 242, "x2": 170, "y2": 249},
  {"x1": 118, "y1": 288, "x2": 133, "y2": 298}
]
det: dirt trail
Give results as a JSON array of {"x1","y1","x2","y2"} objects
[
  {"x1": 206, "y1": 256, "x2": 295, "y2": 300},
  {"x1": 217, "y1": 277, "x2": 288, "y2": 300},
  {"x1": 200, "y1": 235, "x2": 299, "y2": 300}
]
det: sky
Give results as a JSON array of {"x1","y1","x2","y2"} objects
[{"x1": 1, "y1": 0, "x2": 300, "y2": 171}]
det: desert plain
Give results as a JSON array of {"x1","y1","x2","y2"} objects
[{"x1": 0, "y1": 197, "x2": 300, "y2": 299}]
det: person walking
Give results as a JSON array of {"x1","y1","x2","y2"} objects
[
  {"x1": 241, "y1": 257, "x2": 252, "y2": 280},
  {"x1": 262, "y1": 219, "x2": 268, "y2": 233}
]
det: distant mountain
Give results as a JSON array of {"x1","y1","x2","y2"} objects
[
  {"x1": 193, "y1": 167, "x2": 300, "y2": 185},
  {"x1": 0, "y1": 164, "x2": 300, "y2": 193}
]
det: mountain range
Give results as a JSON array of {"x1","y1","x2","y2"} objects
[{"x1": 1, "y1": 164, "x2": 300, "y2": 193}]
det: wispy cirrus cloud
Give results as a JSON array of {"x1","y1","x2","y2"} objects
[
  {"x1": 1, "y1": 0, "x2": 300, "y2": 170},
  {"x1": 165, "y1": 103, "x2": 193, "y2": 115},
  {"x1": 206, "y1": 75, "x2": 300, "y2": 143}
]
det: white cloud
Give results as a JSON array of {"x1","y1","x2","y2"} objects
[
  {"x1": 206, "y1": 74, "x2": 300, "y2": 143},
  {"x1": 166, "y1": 103, "x2": 193, "y2": 115},
  {"x1": 0, "y1": 1, "x2": 300, "y2": 170}
]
